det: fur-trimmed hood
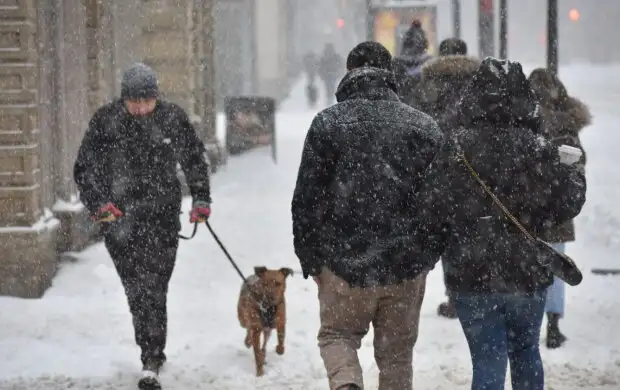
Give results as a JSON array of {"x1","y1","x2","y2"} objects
[
  {"x1": 421, "y1": 55, "x2": 481, "y2": 83},
  {"x1": 417, "y1": 55, "x2": 481, "y2": 129},
  {"x1": 540, "y1": 96, "x2": 591, "y2": 136},
  {"x1": 528, "y1": 68, "x2": 592, "y2": 135}
]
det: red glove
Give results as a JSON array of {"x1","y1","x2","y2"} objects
[
  {"x1": 93, "y1": 203, "x2": 123, "y2": 222},
  {"x1": 190, "y1": 201, "x2": 211, "y2": 223}
]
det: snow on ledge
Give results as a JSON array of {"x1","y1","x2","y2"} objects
[
  {"x1": 52, "y1": 199, "x2": 85, "y2": 213},
  {"x1": 0, "y1": 208, "x2": 60, "y2": 233}
]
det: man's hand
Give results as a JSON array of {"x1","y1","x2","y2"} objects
[
  {"x1": 93, "y1": 203, "x2": 123, "y2": 223},
  {"x1": 190, "y1": 201, "x2": 211, "y2": 223}
]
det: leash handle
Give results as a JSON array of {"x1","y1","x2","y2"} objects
[{"x1": 179, "y1": 222, "x2": 199, "y2": 240}]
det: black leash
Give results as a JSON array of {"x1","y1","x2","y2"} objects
[
  {"x1": 178, "y1": 222, "x2": 198, "y2": 240},
  {"x1": 179, "y1": 221, "x2": 276, "y2": 326},
  {"x1": 204, "y1": 221, "x2": 250, "y2": 284}
]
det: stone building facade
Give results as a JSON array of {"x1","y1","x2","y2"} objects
[{"x1": 0, "y1": 0, "x2": 217, "y2": 298}]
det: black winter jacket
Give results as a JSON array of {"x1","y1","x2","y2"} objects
[
  {"x1": 415, "y1": 66, "x2": 587, "y2": 293},
  {"x1": 292, "y1": 67, "x2": 443, "y2": 287},
  {"x1": 74, "y1": 99, "x2": 211, "y2": 221},
  {"x1": 393, "y1": 52, "x2": 433, "y2": 108}
]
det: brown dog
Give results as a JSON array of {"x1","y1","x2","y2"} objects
[{"x1": 237, "y1": 266, "x2": 293, "y2": 376}]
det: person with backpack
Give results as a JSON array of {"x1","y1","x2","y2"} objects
[
  {"x1": 414, "y1": 58, "x2": 586, "y2": 390},
  {"x1": 393, "y1": 20, "x2": 433, "y2": 108}
]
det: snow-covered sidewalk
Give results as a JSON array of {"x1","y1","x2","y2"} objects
[{"x1": 1, "y1": 66, "x2": 619, "y2": 389}]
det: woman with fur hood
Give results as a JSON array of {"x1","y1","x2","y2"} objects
[
  {"x1": 417, "y1": 41, "x2": 481, "y2": 318},
  {"x1": 528, "y1": 68, "x2": 591, "y2": 349}
]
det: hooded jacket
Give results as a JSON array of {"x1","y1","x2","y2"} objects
[
  {"x1": 418, "y1": 55, "x2": 481, "y2": 131},
  {"x1": 291, "y1": 67, "x2": 442, "y2": 287},
  {"x1": 415, "y1": 58, "x2": 587, "y2": 293},
  {"x1": 393, "y1": 22, "x2": 433, "y2": 108}
]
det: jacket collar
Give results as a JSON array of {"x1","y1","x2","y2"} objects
[{"x1": 335, "y1": 67, "x2": 399, "y2": 103}]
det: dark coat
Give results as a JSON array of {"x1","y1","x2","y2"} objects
[
  {"x1": 415, "y1": 65, "x2": 587, "y2": 294},
  {"x1": 528, "y1": 73, "x2": 591, "y2": 243},
  {"x1": 393, "y1": 53, "x2": 433, "y2": 108},
  {"x1": 291, "y1": 67, "x2": 443, "y2": 287},
  {"x1": 74, "y1": 99, "x2": 211, "y2": 222},
  {"x1": 417, "y1": 55, "x2": 481, "y2": 131}
]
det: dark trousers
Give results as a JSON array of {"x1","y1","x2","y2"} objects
[
  {"x1": 104, "y1": 213, "x2": 180, "y2": 365},
  {"x1": 323, "y1": 79, "x2": 336, "y2": 106},
  {"x1": 454, "y1": 291, "x2": 546, "y2": 390}
]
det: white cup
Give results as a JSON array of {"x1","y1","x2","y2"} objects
[{"x1": 558, "y1": 144, "x2": 582, "y2": 165}]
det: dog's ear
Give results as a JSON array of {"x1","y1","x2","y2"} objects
[
  {"x1": 254, "y1": 266, "x2": 268, "y2": 277},
  {"x1": 279, "y1": 267, "x2": 294, "y2": 277}
]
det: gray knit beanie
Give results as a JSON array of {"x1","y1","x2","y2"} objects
[{"x1": 121, "y1": 63, "x2": 159, "y2": 100}]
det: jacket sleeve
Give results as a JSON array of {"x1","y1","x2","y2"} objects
[
  {"x1": 291, "y1": 115, "x2": 335, "y2": 278},
  {"x1": 524, "y1": 134, "x2": 587, "y2": 231},
  {"x1": 547, "y1": 111, "x2": 587, "y2": 173},
  {"x1": 74, "y1": 109, "x2": 111, "y2": 215},
  {"x1": 413, "y1": 145, "x2": 453, "y2": 265},
  {"x1": 175, "y1": 108, "x2": 212, "y2": 205}
]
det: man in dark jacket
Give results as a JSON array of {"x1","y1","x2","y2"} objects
[
  {"x1": 414, "y1": 58, "x2": 586, "y2": 389},
  {"x1": 74, "y1": 63, "x2": 212, "y2": 381},
  {"x1": 291, "y1": 41, "x2": 442, "y2": 390},
  {"x1": 393, "y1": 20, "x2": 433, "y2": 108},
  {"x1": 417, "y1": 38, "x2": 480, "y2": 318}
]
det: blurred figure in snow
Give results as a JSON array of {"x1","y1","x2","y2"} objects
[
  {"x1": 318, "y1": 43, "x2": 344, "y2": 106},
  {"x1": 74, "y1": 63, "x2": 212, "y2": 382},
  {"x1": 415, "y1": 58, "x2": 586, "y2": 390},
  {"x1": 528, "y1": 68, "x2": 591, "y2": 349},
  {"x1": 303, "y1": 52, "x2": 319, "y2": 108},
  {"x1": 292, "y1": 41, "x2": 442, "y2": 390},
  {"x1": 417, "y1": 37, "x2": 479, "y2": 319},
  {"x1": 393, "y1": 20, "x2": 434, "y2": 109}
]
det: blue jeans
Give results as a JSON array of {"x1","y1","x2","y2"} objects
[
  {"x1": 545, "y1": 243, "x2": 566, "y2": 316},
  {"x1": 454, "y1": 291, "x2": 546, "y2": 390}
]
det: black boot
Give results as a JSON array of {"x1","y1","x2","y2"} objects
[
  {"x1": 437, "y1": 299, "x2": 458, "y2": 319},
  {"x1": 139, "y1": 358, "x2": 163, "y2": 390},
  {"x1": 546, "y1": 312, "x2": 567, "y2": 349}
]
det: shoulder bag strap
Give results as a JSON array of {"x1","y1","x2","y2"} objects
[{"x1": 456, "y1": 149, "x2": 536, "y2": 242}]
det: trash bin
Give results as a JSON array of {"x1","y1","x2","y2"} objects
[{"x1": 225, "y1": 96, "x2": 276, "y2": 161}]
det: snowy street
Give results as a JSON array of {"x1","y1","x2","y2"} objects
[{"x1": 1, "y1": 65, "x2": 620, "y2": 389}]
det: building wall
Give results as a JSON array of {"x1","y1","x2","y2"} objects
[{"x1": 0, "y1": 0, "x2": 218, "y2": 298}]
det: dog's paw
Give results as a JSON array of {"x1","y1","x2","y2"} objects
[
  {"x1": 276, "y1": 345, "x2": 285, "y2": 355},
  {"x1": 256, "y1": 367, "x2": 265, "y2": 377}
]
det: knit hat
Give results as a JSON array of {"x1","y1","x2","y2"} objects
[
  {"x1": 346, "y1": 41, "x2": 393, "y2": 71},
  {"x1": 401, "y1": 20, "x2": 428, "y2": 56},
  {"x1": 121, "y1": 63, "x2": 159, "y2": 100},
  {"x1": 439, "y1": 38, "x2": 468, "y2": 56}
]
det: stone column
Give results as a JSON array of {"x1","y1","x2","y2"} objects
[
  {"x1": 140, "y1": 0, "x2": 220, "y2": 170},
  {"x1": 48, "y1": 0, "x2": 93, "y2": 253},
  {"x1": 0, "y1": 0, "x2": 58, "y2": 297}
]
